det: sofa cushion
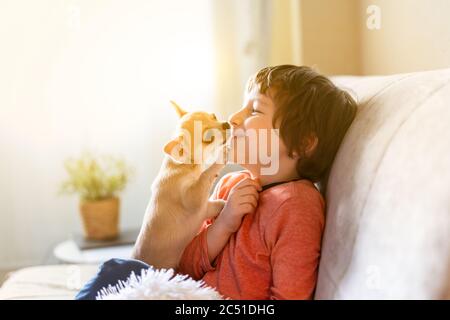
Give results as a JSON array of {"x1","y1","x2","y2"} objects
[
  {"x1": 0, "y1": 264, "x2": 98, "y2": 300},
  {"x1": 315, "y1": 68, "x2": 450, "y2": 299}
]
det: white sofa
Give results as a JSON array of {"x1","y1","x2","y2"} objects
[
  {"x1": 1, "y1": 68, "x2": 449, "y2": 299},
  {"x1": 315, "y1": 67, "x2": 450, "y2": 299}
]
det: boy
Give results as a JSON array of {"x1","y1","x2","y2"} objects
[
  {"x1": 177, "y1": 65, "x2": 357, "y2": 299},
  {"x1": 76, "y1": 65, "x2": 357, "y2": 300}
]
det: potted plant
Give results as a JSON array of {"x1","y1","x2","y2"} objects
[{"x1": 60, "y1": 153, "x2": 132, "y2": 240}]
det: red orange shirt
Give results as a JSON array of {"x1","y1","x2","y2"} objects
[{"x1": 177, "y1": 170, "x2": 325, "y2": 299}]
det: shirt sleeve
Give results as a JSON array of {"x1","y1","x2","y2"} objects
[
  {"x1": 176, "y1": 170, "x2": 251, "y2": 280},
  {"x1": 265, "y1": 193, "x2": 325, "y2": 300},
  {"x1": 176, "y1": 224, "x2": 216, "y2": 280}
]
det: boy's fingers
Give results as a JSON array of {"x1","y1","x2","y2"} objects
[
  {"x1": 239, "y1": 194, "x2": 258, "y2": 207},
  {"x1": 236, "y1": 186, "x2": 260, "y2": 196},
  {"x1": 236, "y1": 182, "x2": 261, "y2": 193},
  {"x1": 234, "y1": 177, "x2": 251, "y2": 188},
  {"x1": 238, "y1": 202, "x2": 256, "y2": 213},
  {"x1": 235, "y1": 177, "x2": 262, "y2": 191},
  {"x1": 235, "y1": 188, "x2": 259, "y2": 203},
  {"x1": 241, "y1": 192, "x2": 258, "y2": 202}
]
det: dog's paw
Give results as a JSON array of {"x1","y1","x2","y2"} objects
[{"x1": 206, "y1": 199, "x2": 226, "y2": 218}]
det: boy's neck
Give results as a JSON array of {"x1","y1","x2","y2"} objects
[
  {"x1": 259, "y1": 172, "x2": 301, "y2": 188},
  {"x1": 245, "y1": 164, "x2": 300, "y2": 188}
]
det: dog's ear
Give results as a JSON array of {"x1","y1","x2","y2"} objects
[
  {"x1": 169, "y1": 100, "x2": 187, "y2": 118},
  {"x1": 163, "y1": 136, "x2": 187, "y2": 163}
]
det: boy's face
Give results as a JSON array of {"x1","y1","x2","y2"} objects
[{"x1": 228, "y1": 88, "x2": 294, "y2": 178}]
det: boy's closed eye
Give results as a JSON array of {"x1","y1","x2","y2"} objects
[
  {"x1": 251, "y1": 107, "x2": 263, "y2": 115},
  {"x1": 250, "y1": 100, "x2": 265, "y2": 115}
]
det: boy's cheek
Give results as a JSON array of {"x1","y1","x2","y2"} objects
[
  {"x1": 229, "y1": 115, "x2": 281, "y2": 164},
  {"x1": 257, "y1": 130, "x2": 282, "y2": 158},
  {"x1": 243, "y1": 116, "x2": 269, "y2": 130},
  {"x1": 229, "y1": 132, "x2": 280, "y2": 165}
]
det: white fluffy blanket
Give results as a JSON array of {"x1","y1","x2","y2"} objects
[{"x1": 96, "y1": 266, "x2": 223, "y2": 300}]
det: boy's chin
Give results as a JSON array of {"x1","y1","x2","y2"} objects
[
  {"x1": 228, "y1": 147, "x2": 247, "y2": 165},
  {"x1": 229, "y1": 140, "x2": 247, "y2": 163},
  {"x1": 228, "y1": 158, "x2": 258, "y2": 172}
]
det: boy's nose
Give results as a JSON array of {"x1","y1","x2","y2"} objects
[{"x1": 228, "y1": 113, "x2": 242, "y2": 128}]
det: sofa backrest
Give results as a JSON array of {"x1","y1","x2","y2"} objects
[{"x1": 315, "y1": 68, "x2": 450, "y2": 299}]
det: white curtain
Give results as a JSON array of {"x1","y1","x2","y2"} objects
[
  {"x1": 210, "y1": 0, "x2": 303, "y2": 117},
  {"x1": 210, "y1": 0, "x2": 272, "y2": 118}
]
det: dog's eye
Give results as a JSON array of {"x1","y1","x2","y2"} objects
[
  {"x1": 203, "y1": 130, "x2": 215, "y2": 143},
  {"x1": 203, "y1": 136, "x2": 215, "y2": 143},
  {"x1": 210, "y1": 113, "x2": 217, "y2": 120}
]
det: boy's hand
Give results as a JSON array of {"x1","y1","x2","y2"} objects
[{"x1": 216, "y1": 177, "x2": 262, "y2": 234}]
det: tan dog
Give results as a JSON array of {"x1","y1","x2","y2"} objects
[{"x1": 132, "y1": 101, "x2": 230, "y2": 270}]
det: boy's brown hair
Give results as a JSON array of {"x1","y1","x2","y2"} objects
[{"x1": 247, "y1": 65, "x2": 358, "y2": 191}]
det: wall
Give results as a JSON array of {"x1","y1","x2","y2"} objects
[
  {"x1": 268, "y1": 0, "x2": 362, "y2": 75},
  {"x1": 300, "y1": 0, "x2": 361, "y2": 76},
  {"x1": 359, "y1": 0, "x2": 450, "y2": 75},
  {"x1": 297, "y1": 0, "x2": 450, "y2": 76}
]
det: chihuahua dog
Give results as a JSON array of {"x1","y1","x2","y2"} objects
[{"x1": 132, "y1": 101, "x2": 230, "y2": 270}]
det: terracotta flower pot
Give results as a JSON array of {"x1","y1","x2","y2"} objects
[{"x1": 79, "y1": 197, "x2": 120, "y2": 240}]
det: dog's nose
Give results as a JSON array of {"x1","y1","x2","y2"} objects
[{"x1": 222, "y1": 122, "x2": 231, "y2": 130}]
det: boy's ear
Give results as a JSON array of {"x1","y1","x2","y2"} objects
[
  {"x1": 304, "y1": 135, "x2": 318, "y2": 157},
  {"x1": 292, "y1": 135, "x2": 318, "y2": 158},
  {"x1": 163, "y1": 136, "x2": 186, "y2": 163},
  {"x1": 169, "y1": 100, "x2": 187, "y2": 118}
]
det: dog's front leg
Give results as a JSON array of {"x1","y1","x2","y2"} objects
[
  {"x1": 198, "y1": 160, "x2": 225, "y2": 191},
  {"x1": 184, "y1": 163, "x2": 224, "y2": 210},
  {"x1": 184, "y1": 143, "x2": 228, "y2": 209}
]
